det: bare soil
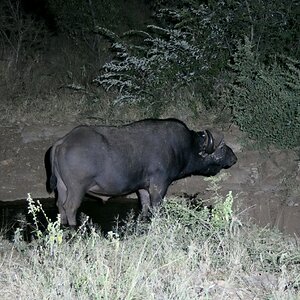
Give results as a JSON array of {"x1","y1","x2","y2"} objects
[{"x1": 1, "y1": 122, "x2": 299, "y2": 236}]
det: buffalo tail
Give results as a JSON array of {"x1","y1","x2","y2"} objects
[{"x1": 44, "y1": 146, "x2": 57, "y2": 193}]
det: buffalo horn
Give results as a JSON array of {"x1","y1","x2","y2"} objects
[{"x1": 205, "y1": 130, "x2": 214, "y2": 154}]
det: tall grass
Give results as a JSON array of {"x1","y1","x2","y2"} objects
[{"x1": 0, "y1": 193, "x2": 299, "y2": 299}]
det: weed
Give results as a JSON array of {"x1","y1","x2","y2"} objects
[{"x1": 25, "y1": 193, "x2": 63, "y2": 256}]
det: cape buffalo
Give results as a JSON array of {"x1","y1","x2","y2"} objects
[{"x1": 45, "y1": 118, "x2": 237, "y2": 226}]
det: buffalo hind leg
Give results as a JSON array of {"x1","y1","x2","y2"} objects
[
  {"x1": 57, "y1": 200, "x2": 68, "y2": 226},
  {"x1": 56, "y1": 178, "x2": 68, "y2": 225},
  {"x1": 63, "y1": 187, "x2": 85, "y2": 227}
]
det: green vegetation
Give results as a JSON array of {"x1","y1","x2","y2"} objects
[
  {"x1": 222, "y1": 39, "x2": 300, "y2": 148},
  {"x1": 1, "y1": 193, "x2": 299, "y2": 299},
  {"x1": 0, "y1": 0, "x2": 299, "y2": 144},
  {"x1": 93, "y1": 24, "x2": 205, "y2": 116}
]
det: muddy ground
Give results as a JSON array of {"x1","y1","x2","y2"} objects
[{"x1": 0, "y1": 122, "x2": 299, "y2": 235}]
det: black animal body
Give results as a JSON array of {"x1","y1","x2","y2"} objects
[{"x1": 45, "y1": 119, "x2": 237, "y2": 226}]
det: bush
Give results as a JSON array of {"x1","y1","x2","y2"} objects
[
  {"x1": 222, "y1": 38, "x2": 300, "y2": 149},
  {"x1": 93, "y1": 0, "x2": 300, "y2": 117},
  {"x1": 93, "y1": 25, "x2": 206, "y2": 115},
  {"x1": 153, "y1": 0, "x2": 300, "y2": 62}
]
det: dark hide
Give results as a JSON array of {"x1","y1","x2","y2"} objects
[{"x1": 45, "y1": 118, "x2": 237, "y2": 226}]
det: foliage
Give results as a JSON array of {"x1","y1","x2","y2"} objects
[
  {"x1": 14, "y1": 193, "x2": 64, "y2": 255},
  {"x1": 93, "y1": 25, "x2": 206, "y2": 115},
  {"x1": 152, "y1": 0, "x2": 300, "y2": 111},
  {"x1": 162, "y1": 173, "x2": 237, "y2": 235},
  {"x1": 1, "y1": 0, "x2": 299, "y2": 150},
  {"x1": 153, "y1": 0, "x2": 299, "y2": 61},
  {"x1": 204, "y1": 173, "x2": 235, "y2": 230},
  {"x1": 162, "y1": 191, "x2": 235, "y2": 236},
  {"x1": 211, "y1": 191, "x2": 234, "y2": 228},
  {"x1": 93, "y1": 0, "x2": 299, "y2": 117},
  {"x1": 222, "y1": 38, "x2": 300, "y2": 149}
]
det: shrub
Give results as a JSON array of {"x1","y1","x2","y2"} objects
[
  {"x1": 94, "y1": 0, "x2": 300, "y2": 117},
  {"x1": 153, "y1": 0, "x2": 300, "y2": 62},
  {"x1": 93, "y1": 25, "x2": 207, "y2": 115},
  {"x1": 223, "y1": 38, "x2": 300, "y2": 149}
]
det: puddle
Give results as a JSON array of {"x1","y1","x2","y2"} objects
[
  {"x1": 1, "y1": 195, "x2": 299, "y2": 239},
  {"x1": 0, "y1": 196, "x2": 140, "y2": 239}
]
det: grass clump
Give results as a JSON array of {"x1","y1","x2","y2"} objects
[{"x1": 0, "y1": 193, "x2": 300, "y2": 299}]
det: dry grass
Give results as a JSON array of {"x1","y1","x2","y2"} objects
[{"x1": 0, "y1": 195, "x2": 299, "y2": 300}]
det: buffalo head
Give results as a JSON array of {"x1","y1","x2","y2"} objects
[{"x1": 196, "y1": 129, "x2": 237, "y2": 176}]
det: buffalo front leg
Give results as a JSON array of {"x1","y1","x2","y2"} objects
[
  {"x1": 137, "y1": 189, "x2": 151, "y2": 218},
  {"x1": 149, "y1": 180, "x2": 168, "y2": 213}
]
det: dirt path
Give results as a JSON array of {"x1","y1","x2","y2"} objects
[
  {"x1": 1, "y1": 123, "x2": 299, "y2": 235},
  {"x1": 0, "y1": 123, "x2": 75, "y2": 200}
]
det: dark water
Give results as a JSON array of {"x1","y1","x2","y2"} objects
[
  {"x1": 2, "y1": 195, "x2": 299, "y2": 239},
  {"x1": 0, "y1": 196, "x2": 140, "y2": 238}
]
